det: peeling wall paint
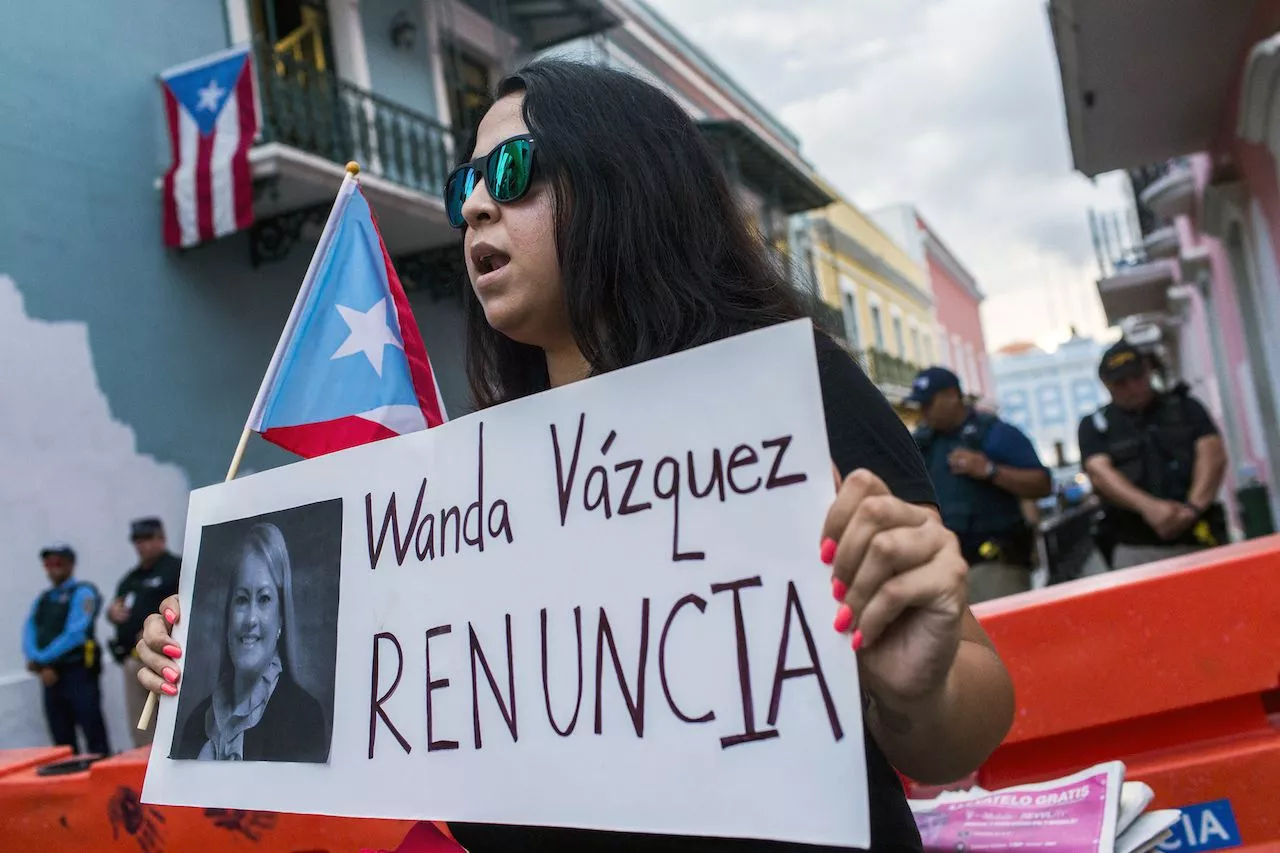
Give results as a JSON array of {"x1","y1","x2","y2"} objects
[{"x1": 0, "y1": 274, "x2": 191, "y2": 752}]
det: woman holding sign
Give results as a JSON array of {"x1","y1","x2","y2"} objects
[{"x1": 137, "y1": 60, "x2": 1013, "y2": 850}]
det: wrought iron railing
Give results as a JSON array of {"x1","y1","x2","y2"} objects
[
  {"x1": 254, "y1": 42, "x2": 453, "y2": 197},
  {"x1": 810, "y1": 299, "x2": 847, "y2": 342},
  {"x1": 861, "y1": 348, "x2": 920, "y2": 389}
]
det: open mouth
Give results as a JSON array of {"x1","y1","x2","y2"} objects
[
  {"x1": 476, "y1": 252, "x2": 510, "y2": 275},
  {"x1": 237, "y1": 635, "x2": 261, "y2": 648}
]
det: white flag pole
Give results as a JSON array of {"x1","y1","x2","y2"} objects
[{"x1": 137, "y1": 162, "x2": 364, "y2": 733}]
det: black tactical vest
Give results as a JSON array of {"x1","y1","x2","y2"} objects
[
  {"x1": 1091, "y1": 386, "x2": 1197, "y2": 502},
  {"x1": 34, "y1": 581, "x2": 99, "y2": 668},
  {"x1": 914, "y1": 412, "x2": 1026, "y2": 538}
]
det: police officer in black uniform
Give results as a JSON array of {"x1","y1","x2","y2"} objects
[
  {"x1": 107, "y1": 518, "x2": 182, "y2": 748},
  {"x1": 908, "y1": 367, "x2": 1052, "y2": 602},
  {"x1": 1078, "y1": 340, "x2": 1228, "y2": 570},
  {"x1": 22, "y1": 544, "x2": 110, "y2": 755}
]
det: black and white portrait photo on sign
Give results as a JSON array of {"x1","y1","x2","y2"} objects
[{"x1": 169, "y1": 499, "x2": 342, "y2": 763}]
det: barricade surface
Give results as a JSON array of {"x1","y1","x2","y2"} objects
[
  {"x1": 973, "y1": 535, "x2": 1280, "y2": 849},
  {"x1": 0, "y1": 745, "x2": 416, "y2": 851}
]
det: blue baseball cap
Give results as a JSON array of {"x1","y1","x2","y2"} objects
[{"x1": 907, "y1": 366, "x2": 961, "y2": 405}]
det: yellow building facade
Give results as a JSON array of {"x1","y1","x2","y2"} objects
[{"x1": 795, "y1": 188, "x2": 936, "y2": 423}]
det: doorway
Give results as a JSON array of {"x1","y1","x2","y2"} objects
[
  {"x1": 444, "y1": 47, "x2": 495, "y2": 154},
  {"x1": 250, "y1": 0, "x2": 334, "y2": 71}
]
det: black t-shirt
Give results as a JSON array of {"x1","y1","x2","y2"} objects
[
  {"x1": 450, "y1": 332, "x2": 934, "y2": 852},
  {"x1": 111, "y1": 552, "x2": 182, "y2": 662}
]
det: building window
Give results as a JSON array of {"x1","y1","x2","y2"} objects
[
  {"x1": 842, "y1": 291, "x2": 861, "y2": 349},
  {"x1": 870, "y1": 304, "x2": 885, "y2": 350},
  {"x1": 1000, "y1": 390, "x2": 1032, "y2": 432},
  {"x1": 893, "y1": 316, "x2": 905, "y2": 357},
  {"x1": 1071, "y1": 378, "x2": 1102, "y2": 417},
  {"x1": 923, "y1": 333, "x2": 933, "y2": 364},
  {"x1": 910, "y1": 327, "x2": 921, "y2": 364},
  {"x1": 1036, "y1": 384, "x2": 1066, "y2": 426}
]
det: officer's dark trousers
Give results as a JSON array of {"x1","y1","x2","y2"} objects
[{"x1": 42, "y1": 665, "x2": 109, "y2": 756}]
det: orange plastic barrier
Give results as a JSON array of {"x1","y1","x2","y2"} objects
[
  {"x1": 0, "y1": 745, "x2": 417, "y2": 851},
  {"x1": 970, "y1": 534, "x2": 1280, "y2": 849}
]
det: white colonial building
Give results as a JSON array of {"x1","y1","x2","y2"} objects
[{"x1": 990, "y1": 334, "x2": 1113, "y2": 468}]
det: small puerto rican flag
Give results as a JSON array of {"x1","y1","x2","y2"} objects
[
  {"x1": 159, "y1": 45, "x2": 258, "y2": 249},
  {"x1": 245, "y1": 168, "x2": 448, "y2": 458}
]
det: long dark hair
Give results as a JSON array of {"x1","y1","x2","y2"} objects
[{"x1": 463, "y1": 59, "x2": 809, "y2": 409}]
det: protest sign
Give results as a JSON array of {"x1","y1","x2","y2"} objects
[{"x1": 142, "y1": 319, "x2": 870, "y2": 848}]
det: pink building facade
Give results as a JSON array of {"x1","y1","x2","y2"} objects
[
  {"x1": 1050, "y1": 0, "x2": 1280, "y2": 531},
  {"x1": 871, "y1": 205, "x2": 994, "y2": 402}
]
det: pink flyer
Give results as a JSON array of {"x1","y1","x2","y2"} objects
[{"x1": 913, "y1": 771, "x2": 1116, "y2": 852}]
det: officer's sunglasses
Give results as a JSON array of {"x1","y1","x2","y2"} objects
[{"x1": 443, "y1": 134, "x2": 537, "y2": 228}]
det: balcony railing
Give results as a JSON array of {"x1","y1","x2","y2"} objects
[
  {"x1": 810, "y1": 298, "x2": 847, "y2": 342},
  {"x1": 1126, "y1": 157, "x2": 1192, "y2": 238},
  {"x1": 1088, "y1": 207, "x2": 1147, "y2": 278},
  {"x1": 254, "y1": 42, "x2": 453, "y2": 197},
  {"x1": 861, "y1": 348, "x2": 920, "y2": 390}
]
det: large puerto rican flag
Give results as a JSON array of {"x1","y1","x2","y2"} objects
[
  {"x1": 160, "y1": 45, "x2": 258, "y2": 249},
  {"x1": 245, "y1": 169, "x2": 448, "y2": 458}
]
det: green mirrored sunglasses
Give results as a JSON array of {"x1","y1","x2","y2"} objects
[{"x1": 444, "y1": 134, "x2": 536, "y2": 228}]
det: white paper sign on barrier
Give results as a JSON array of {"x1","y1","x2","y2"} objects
[{"x1": 142, "y1": 319, "x2": 870, "y2": 849}]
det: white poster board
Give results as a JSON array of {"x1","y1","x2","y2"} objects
[{"x1": 142, "y1": 320, "x2": 870, "y2": 848}]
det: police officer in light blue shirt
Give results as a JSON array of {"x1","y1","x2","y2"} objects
[
  {"x1": 22, "y1": 544, "x2": 110, "y2": 755},
  {"x1": 908, "y1": 367, "x2": 1052, "y2": 602}
]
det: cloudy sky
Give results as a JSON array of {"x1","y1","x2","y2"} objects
[{"x1": 643, "y1": 0, "x2": 1131, "y2": 352}]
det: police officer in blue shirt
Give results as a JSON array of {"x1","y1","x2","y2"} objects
[
  {"x1": 22, "y1": 544, "x2": 110, "y2": 755},
  {"x1": 908, "y1": 367, "x2": 1052, "y2": 602}
]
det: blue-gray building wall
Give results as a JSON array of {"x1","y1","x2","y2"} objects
[{"x1": 0, "y1": 0, "x2": 469, "y2": 751}]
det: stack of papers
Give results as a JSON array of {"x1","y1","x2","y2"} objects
[{"x1": 909, "y1": 761, "x2": 1181, "y2": 852}]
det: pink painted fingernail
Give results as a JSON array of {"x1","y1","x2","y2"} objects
[
  {"x1": 163, "y1": 609, "x2": 177, "y2": 625},
  {"x1": 162, "y1": 645, "x2": 182, "y2": 660},
  {"x1": 833, "y1": 604, "x2": 853, "y2": 633},
  {"x1": 820, "y1": 538, "x2": 837, "y2": 565},
  {"x1": 160, "y1": 683, "x2": 177, "y2": 696},
  {"x1": 831, "y1": 577, "x2": 848, "y2": 601},
  {"x1": 162, "y1": 667, "x2": 179, "y2": 685},
  {"x1": 851, "y1": 629, "x2": 864, "y2": 652}
]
